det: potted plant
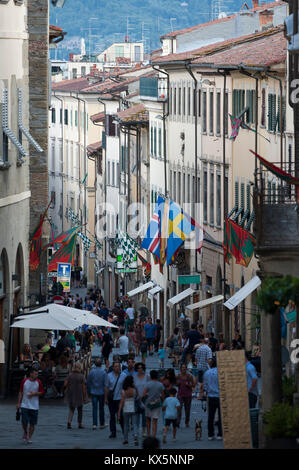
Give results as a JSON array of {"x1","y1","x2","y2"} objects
[{"x1": 264, "y1": 402, "x2": 299, "y2": 448}]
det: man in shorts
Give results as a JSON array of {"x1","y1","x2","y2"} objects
[
  {"x1": 17, "y1": 368, "x2": 45, "y2": 444},
  {"x1": 144, "y1": 317, "x2": 156, "y2": 356}
]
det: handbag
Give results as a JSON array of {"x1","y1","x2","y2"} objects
[
  {"x1": 147, "y1": 398, "x2": 161, "y2": 410},
  {"x1": 108, "y1": 374, "x2": 120, "y2": 402}
]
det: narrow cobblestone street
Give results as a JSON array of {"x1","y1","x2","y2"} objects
[{"x1": 0, "y1": 342, "x2": 223, "y2": 450}]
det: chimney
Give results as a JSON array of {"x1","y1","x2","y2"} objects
[{"x1": 252, "y1": 0, "x2": 259, "y2": 8}]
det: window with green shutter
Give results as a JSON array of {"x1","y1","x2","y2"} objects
[
  {"x1": 209, "y1": 91, "x2": 214, "y2": 135},
  {"x1": 154, "y1": 127, "x2": 157, "y2": 157},
  {"x1": 202, "y1": 91, "x2": 207, "y2": 133},
  {"x1": 277, "y1": 95, "x2": 286, "y2": 133},
  {"x1": 216, "y1": 92, "x2": 221, "y2": 135},
  {"x1": 75, "y1": 110, "x2": 78, "y2": 127},
  {"x1": 268, "y1": 93, "x2": 276, "y2": 132},
  {"x1": 150, "y1": 126, "x2": 153, "y2": 155}
]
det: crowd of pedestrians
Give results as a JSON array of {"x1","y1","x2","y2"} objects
[{"x1": 16, "y1": 287, "x2": 260, "y2": 447}]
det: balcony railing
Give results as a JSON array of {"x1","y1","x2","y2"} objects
[{"x1": 255, "y1": 161, "x2": 297, "y2": 205}]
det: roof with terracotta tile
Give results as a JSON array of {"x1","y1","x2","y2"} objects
[
  {"x1": 116, "y1": 103, "x2": 149, "y2": 123},
  {"x1": 82, "y1": 70, "x2": 156, "y2": 94},
  {"x1": 90, "y1": 112, "x2": 105, "y2": 123},
  {"x1": 52, "y1": 77, "x2": 91, "y2": 92},
  {"x1": 87, "y1": 141, "x2": 102, "y2": 152},
  {"x1": 153, "y1": 26, "x2": 284, "y2": 64},
  {"x1": 160, "y1": 1, "x2": 286, "y2": 39},
  {"x1": 191, "y1": 29, "x2": 286, "y2": 67}
]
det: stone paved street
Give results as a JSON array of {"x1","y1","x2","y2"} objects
[{"x1": 0, "y1": 343, "x2": 223, "y2": 450}]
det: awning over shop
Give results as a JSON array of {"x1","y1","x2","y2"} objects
[
  {"x1": 127, "y1": 281, "x2": 154, "y2": 298},
  {"x1": 167, "y1": 288, "x2": 195, "y2": 307},
  {"x1": 148, "y1": 286, "x2": 163, "y2": 298},
  {"x1": 186, "y1": 295, "x2": 224, "y2": 311},
  {"x1": 223, "y1": 275, "x2": 261, "y2": 310}
]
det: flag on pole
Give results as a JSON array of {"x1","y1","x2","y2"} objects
[
  {"x1": 29, "y1": 195, "x2": 54, "y2": 270},
  {"x1": 166, "y1": 199, "x2": 196, "y2": 266},
  {"x1": 116, "y1": 231, "x2": 139, "y2": 267},
  {"x1": 48, "y1": 231, "x2": 78, "y2": 272},
  {"x1": 223, "y1": 217, "x2": 256, "y2": 267},
  {"x1": 43, "y1": 226, "x2": 82, "y2": 249},
  {"x1": 229, "y1": 114, "x2": 256, "y2": 141},
  {"x1": 250, "y1": 149, "x2": 299, "y2": 204},
  {"x1": 141, "y1": 196, "x2": 165, "y2": 261}
]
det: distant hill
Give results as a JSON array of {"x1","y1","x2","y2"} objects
[{"x1": 50, "y1": 0, "x2": 264, "y2": 59}]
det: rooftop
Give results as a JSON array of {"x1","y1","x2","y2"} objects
[
  {"x1": 116, "y1": 103, "x2": 149, "y2": 123},
  {"x1": 90, "y1": 112, "x2": 105, "y2": 123},
  {"x1": 191, "y1": 29, "x2": 286, "y2": 67},
  {"x1": 160, "y1": 1, "x2": 286, "y2": 39}
]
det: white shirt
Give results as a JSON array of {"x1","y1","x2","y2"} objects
[
  {"x1": 20, "y1": 378, "x2": 44, "y2": 410},
  {"x1": 126, "y1": 307, "x2": 135, "y2": 320},
  {"x1": 118, "y1": 335, "x2": 129, "y2": 355}
]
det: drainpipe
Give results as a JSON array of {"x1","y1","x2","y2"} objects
[
  {"x1": 265, "y1": 71, "x2": 283, "y2": 166},
  {"x1": 53, "y1": 92, "x2": 64, "y2": 232},
  {"x1": 185, "y1": 63, "x2": 198, "y2": 274},
  {"x1": 218, "y1": 69, "x2": 229, "y2": 343},
  {"x1": 152, "y1": 65, "x2": 169, "y2": 196},
  {"x1": 97, "y1": 97, "x2": 107, "y2": 273}
]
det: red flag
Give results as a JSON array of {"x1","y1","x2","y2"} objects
[
  {"x1": 29, "y1": 195, "x2": 54, "y2": 271},
  {"x1": 48, "y1": 232, "x2": 78, "y2": 272}
]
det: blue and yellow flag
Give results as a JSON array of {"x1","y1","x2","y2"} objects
[{"x1": 166, "y1": 200, "x2": 195, "y2": 266}]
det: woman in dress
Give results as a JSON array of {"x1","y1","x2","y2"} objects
[
  {"x1": 176, "y1": 363, "x2": 195, "y2": 428},
  {"x1": 20, "y1": 344, "x2": 33, "y2": 363},
  {"x1": 64, "y1": 361, "x2": 87, "y2": 429}
]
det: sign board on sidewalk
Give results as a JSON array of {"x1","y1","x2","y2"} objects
[
  {"x1": 57, "y1": 263, "x2": 71, "y2": 292},
  {"x1": 217, "y1": 350, "x2": 252, "y2": 449}
]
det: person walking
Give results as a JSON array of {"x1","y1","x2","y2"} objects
[
  {"x1": 144, "y1": 317, "x2": 156, "y2": 356},
  {"x1": 142, "y1": 370, "x2": 164, "y2": 438},
  {"x1": 183, "y1": 323, "x2": 202, "y2": 365},
  {"x1": 134, "y1": 319, "x2": 143, "y2": 357},
  {"x1": 101, "y1": 327, "x2": 113, "y2": 369},
  {"x1": 162, "y1": 388, "x2": 180, "y2": 443},
  {"x1": 176, "y1": 363, "x2": 194, "y2": 428},
  {"x1": 17, "y1": 368, "x2": 45, "y2": 444},
  {"x1": 245, "y1": 351, "x2": 258, "y2": 408},
  {"x1": 105, "y1": 361, "x2": 125, "y2": 438},
  {"x1": 87, "y1": 358, "x2": 108, "y2": 430},
  {"x1": 52, "y1": 354, "x2": 69, "y2": 398},
  {"x1": 194, "y1": 337, "x2": 212, "y2": 394},
  {"x1": 154, "y1": 319, "x2": 163, "y2": 353},
  {"x1": 118, "y1": 375, "x2": 139, "y2": 446},
  {"x1": 117, "y1": 328, "x2": 129, "y2": 364},
  {"x1": 64, "y1": 362, "x2": 87, "y2": 429},
  {"x1": 199, "y1": 357, "x2": 222, "y2": 441},
  {"x1": 167, "y1": 328, "x2": 181, "y2": 368},
  {"x1": 134, "y1": 362, "x2": 148, "y2": 438}
]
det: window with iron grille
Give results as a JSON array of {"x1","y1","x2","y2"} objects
[
  {"x1": 202, "y1": 91, "x2": 207, "y2": 133},
  {"x1": 216, "y1": 92, "x2": 221, "y2": 135}
]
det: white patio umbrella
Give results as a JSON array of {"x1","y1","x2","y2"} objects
[
  {"x1": 14, "y1": 303, "x2": 118, "y2": 329},
  {"x1": 11, "y1": 314, "x2": 81, "y2": 331}
]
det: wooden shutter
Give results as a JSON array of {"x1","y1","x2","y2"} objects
[{"x1": 261, "y1": 88, "x2": 266, "y2": 126}]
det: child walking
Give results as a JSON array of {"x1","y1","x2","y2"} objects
[
  {"x1": 162, "y1": 387, "x2": 180, "y2": 444},
  {"x1": 158, "y1": 344, "x2": 165, "y2": 368}
]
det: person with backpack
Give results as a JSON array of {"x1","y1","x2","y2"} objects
[{"x1": 105, "y1": 361, "x2": 125, "y2": 438}]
